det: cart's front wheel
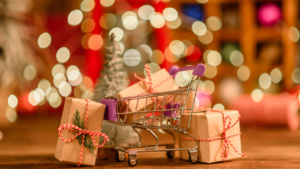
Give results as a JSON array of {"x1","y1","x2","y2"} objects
[
  {"x1": 166, "y1": 151, "x2": 175, "y2": 159},
  {"x1": 188, "y1": 150, "x2": 198, "y2": 164},
  {"x1": 128, "y1": 153, "x2": 138, "y2": 167},
  {"x1": 115, "y1": 151, "x2": 125, "y2": 162}
]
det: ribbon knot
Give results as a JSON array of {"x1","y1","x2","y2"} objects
[{"x1": 57, "y1": 99, "x2": 109, "y2": 166}]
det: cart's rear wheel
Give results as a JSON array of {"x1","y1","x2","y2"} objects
[
  {"x1": 188, "y1": 150, "x2": 198, "y2": 164},
  {"x1": 115, "y1": 151, "x2": 125, "y2": 162},
  {"x1": 166, "y1": 151, "x2": 175, "y2": 159},
  {"x1": 128, "y1": 157, "x2": 138, "y2": 167}
]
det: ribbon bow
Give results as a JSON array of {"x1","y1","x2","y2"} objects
[
  {"x1": 181, "y1": 108, "x2": 246, "y2": 161},
  {"x1": 57, "y1": 99, "x2": 109, "y2": 166}
]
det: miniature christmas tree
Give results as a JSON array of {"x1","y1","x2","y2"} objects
[{"x1": 93, "y1": 33, "x2": 138, "y2": 147}]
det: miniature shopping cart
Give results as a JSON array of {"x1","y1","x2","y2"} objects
[{"x1": 101, "y1": 63, "x2": 206, "y2": 167}]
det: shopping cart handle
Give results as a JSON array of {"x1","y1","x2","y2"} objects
[{"x1": 169, "y1": 63, "x2": 206, "y2": 77}]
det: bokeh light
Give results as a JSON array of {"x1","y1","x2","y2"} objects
[
  {"x1": 149, "y1": 50, "x2": 164, "y2": 65},
  {"x1": 259, "y1": 73, "x2": 272, "y2": 89},
  {"x1": 80, "y1": 0, "x2": 95, "y2": 12},
  {"x1": 53, "y1": 73, "x2": 66, "y2": 88},
  {"x1": 204, "y1": 63, "x2": 217, "y2": 79},
  {"x1": 138, "y1": 5, "x2": 155, "y2": 20},
  {"x1": 198, "y1": 97, "x2": 212, "y2": 108},
  {"x1": 6, "y1": 107, "x2": 17, "y2": 123},
  {"x1": 23, "y1": 65, "x2": 36, "y2": 81},
  {"x1": 144, "y1": 63, "x2": 161, "y2": 77},
  {"x1": 81, "y1": 18, "x2": 95, "y2": 33},
  {"x1": 49, "y1": 92, "x2": 62, "y2": 108},
  {"x1": 82, "y1": 33, "x2": 92, "y2": 49},
  {"x1": 150, "y1": 13, "x2": 165, "y2": 29},
  {"x1": 88, "y1": 34, "x2": 103, "y2": 50},
  {"x1": 8, "y1": 94, "x2": 18, "y2": 108},
  {"x1": 207, "y1": 50, "x2": 222, "y2": 66},
  {"x1": 230, "y1": 50, "x2": 244, "y2": 67},
  {"x1": 237, "y1": 65, "x2": 250, "y2": 81},
  {"x1": 288, "y1": 27, "x2": 300, "y2": 42},
  {"x1": 38, "y1": 32, "x2": 51, "y2": 48},
  {"x1": 100, "y1": 13, "x2": 117, "y2": 29},
  {"x1": 202, "y1": 80, "x2": 215, "y2": 95},
  {"x1": 192, "y1": 21, "x2": 207, "y2": 36},
  {"x1": 56, "y1": 47, "x2": 70, "y2": 63},
  {"x1": 186, "y1": 45, "x2": 201, "y2": 61},
  {"x1": 59, "y1": 82, "x2": 72, "y2": 97},
  {"x1": 109, "y1": 27, "x2": 124, "y2": 41},
  {"x1": 82, "y1": 89, "x2": 93, "y2": 99},
  {"x1": 251, "y1": 89, "x2": 263, "y2": 102},
  {"x1": 270, "y1": 68, "x2": 282, "y2": 84},
  {"x1": 291, "y1": 68, "x2": 300, "y2": 84},
  {"x1": 68, "y1": 10, "x2": 83, "y2": 26},
  {"x1": 38, "y1": 79, "x2": 51, "y2": 95},
  {"x1": 122, "y1": 11, "x2": 138, "y2": 30},
  {"x1": 166, "y1": 17, "x2": 181, "y2": 29},
  {"x1": 163, "y1": 8, "x2": 178, "y2": 22},
  {"x1": 52, "y1": 64, "x2": 65, "y2": 77},
  {"x1": 100, "y1": 0, "x2": 114, "y2": 7},
  {"x1": 164, "y1": 47, "x2": 180, "y2": 63},
  {"x1": 169, "y1": 40, "x2": 185, "y2": 56},
  {"x1": 206, "y1": 16, "x2": 222, "y2": 31},
  {"x1": 137, "y1": 44, "x2": 152, "y2": 61},
  {"x1": 219, "y1": 78, "x2": 242, "y2": 102},
  {"x1": 213, "y1": 103, "x2": 225, "y2": 110},
  {"x1": 123, "y1": 49, "x2": 141, "y2": 67},
  {"x1": 175, "y1": 71, "x2": 191, "y2": 87},
  {"x1": 198, "y1": 30, "x2": 213, "y2": 44},
  {"x1": 197, "y1": 0, "x2": 209, "y2": 3},
  {"x1": 35, "y1": 88, "x2": 45, "y2": 105},
  {"x1": 67, "y1": 65, "x2": 82, "y2": 86},
  {"x1": 28, "y1": 90, "x2": 39, "y2": 106}
]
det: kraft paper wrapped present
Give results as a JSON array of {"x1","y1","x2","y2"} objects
[
  {"x1": 117, "y1": 68, "x2": 179, "y2": 123},
  {"x1": 180, "y1": 110, "x2": 244, "y2": 163},
  {"x1": 55, "y1": 97, "x2": 107, "y2": 166}
]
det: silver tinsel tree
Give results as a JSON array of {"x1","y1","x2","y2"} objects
[{"x1": 94, "y1": 33, "x2": 138, "y2": 147}]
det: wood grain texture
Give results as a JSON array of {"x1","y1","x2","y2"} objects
[{"x1": 0, "y1": 115, "x2": 300, "y2": 168}]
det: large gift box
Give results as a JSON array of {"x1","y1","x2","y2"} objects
[
  {"x1": 180, "y1": 110, "x2": 244, "y2": 163},
  {"x1": 117, "y1": 68, "x2": 179, "y2": 123},
  {"x1": 55, "y1": 97, "x2": 107, "y2": 166}
]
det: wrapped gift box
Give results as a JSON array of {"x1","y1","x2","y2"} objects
[
  {"x1": 180, "y1": 110, "x2": 243, "y2": 163},
  {"x1": 117, "y1": 68, "x2": 179, "y2": 123},
  {"x1": 55, "y1": 97, "x2": 106, "y2": 166}
]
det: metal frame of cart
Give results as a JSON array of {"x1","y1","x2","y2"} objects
[{"x1": 101, "y1": 64, "x2": 206, "y2": 167}]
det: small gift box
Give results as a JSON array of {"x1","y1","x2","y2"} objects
[
  {"x1": 55, "y1": 97, "x2": 109, "y2": 166},
  {"x1": 180, "y1": 109, "x2": 245, "y2": 163},
  {"x1": 117, "y1": 67, "x2": 179, "y2": 123}
]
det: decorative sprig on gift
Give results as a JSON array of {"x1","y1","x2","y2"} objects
[{"x1": 72, "y1": 109, "x2": 95, "y2": 155}]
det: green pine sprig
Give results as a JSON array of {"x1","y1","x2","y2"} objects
[{"x1": 72, "y1": 109, "x2": 95, "y2": 156}]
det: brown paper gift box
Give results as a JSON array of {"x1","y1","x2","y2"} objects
[
  {"x1": 55, "y1": 97, "x2": 106, "y2": 166},
  {"x1": 117, "y1": 68, "x2": 178, "y2": 123},
  {"x1": 180, "y1": 110, "x2": 242, "y2": 163}
]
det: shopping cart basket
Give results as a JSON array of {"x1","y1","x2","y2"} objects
[{"x1": 101, "y1": 63, "x2": 206, "y2": 166}]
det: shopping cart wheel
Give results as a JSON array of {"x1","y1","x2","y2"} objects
[
  {"x1": 166, "y1": 144, "x2": 175, "y2": 159},
  {"x1": 128, "y1": 154, "x2": 138, "y2": 167},
  {"x1": 166, "y1": 151, "x2": 175, "y2": 159},
  {"x1": 188, "y1": 150, "x2": 198, "y2": 164},
  {"x1": 115, "y1": 151, "x2": 125, "y2": 162}
]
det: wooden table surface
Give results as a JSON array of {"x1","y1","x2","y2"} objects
[{"x1": 0, "y1": 115, "x2": 300, "y2": 169}]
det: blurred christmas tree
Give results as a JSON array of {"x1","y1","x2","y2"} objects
[
  {"x1": 93, "y1": 33, "x2": 129, "y2": 101},
  {"x1": 94, "y1": 33, "x2": 138, "y2": 147}
]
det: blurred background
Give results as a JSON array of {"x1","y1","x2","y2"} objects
[{"x1": 1, "y1": 0, "x2": 300, "y2": 132}]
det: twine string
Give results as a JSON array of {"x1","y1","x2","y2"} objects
[
  {"x1": 120, "y1": 64, "x2": 173, "y2": 111},
  {"x1": 57, "y1": 99, "x2": 109, "y2": 166},
  {"x1": 180, "y1": 108, "x2": 246, "y2": 161}
]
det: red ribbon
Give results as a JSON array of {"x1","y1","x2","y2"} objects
[
  {"x1": 57, "y1": 99, "x2": 109, "y2": 166},
  {"x1": 181, "y1": 108, "x2": 246, "y2": 161}
]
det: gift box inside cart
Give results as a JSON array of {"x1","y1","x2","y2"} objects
[{"x1": 100, "y1": 63, "x2": 206, "y2": 167}]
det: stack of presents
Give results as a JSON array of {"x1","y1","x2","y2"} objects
[{"x1": 54, "y1": 64, "x2": 244, "y2": 166}]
